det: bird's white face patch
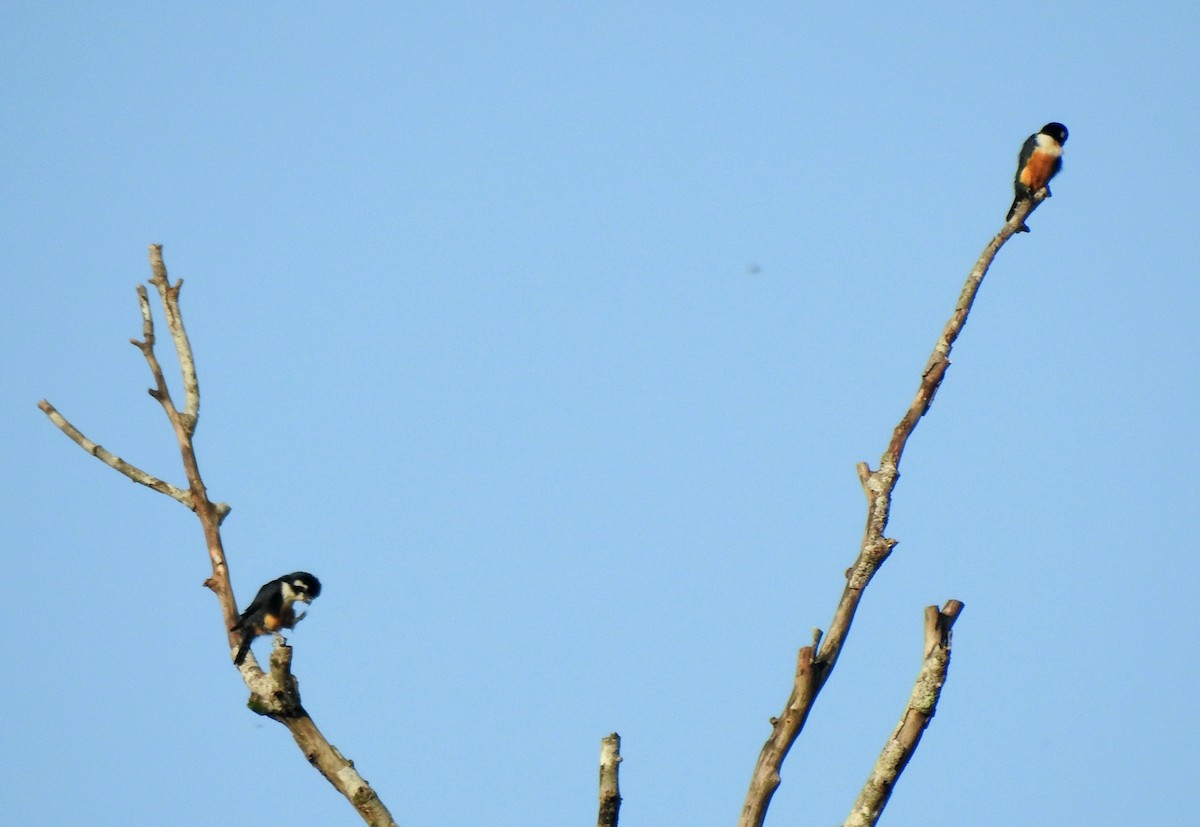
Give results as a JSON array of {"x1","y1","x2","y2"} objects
[
  {"x1": 281, "y1": 582, "x2": 300, "y2": 601},
  {"x1": 1035, "y1": 132, "x2": 1064, "y2": 157}
]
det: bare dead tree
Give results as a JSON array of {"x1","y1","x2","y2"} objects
[
  {"x1": 40, "y1": 188, "x2": 1052, "y2": 827},
  {"x1": 736, "y1": 191, "x2": 1054, "y2": 827},
  {"x1": 39, "y1": 245, "x2": 397, "y2": 827}
]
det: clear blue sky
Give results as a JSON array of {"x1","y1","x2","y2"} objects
[{"x1": 4, "y1": 4, "x2": 1198, "y2": 826}]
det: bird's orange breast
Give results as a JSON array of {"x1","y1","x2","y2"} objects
[{"x1": 1020, "y1": 149, "x2": 1058, "y2": 191}]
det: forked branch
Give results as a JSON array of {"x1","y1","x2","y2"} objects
[
  {"x1": 39, "y1": 245, "x2": 397, "y2": 827},
  {"x1": 739, "y1": 210, "x2": 1032, "y2": 826}
]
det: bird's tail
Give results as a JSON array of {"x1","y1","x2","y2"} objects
[
  {"x1": 1006, "y1": 195, "x2": 1023, "y2": 221},
  {"x1": 231, "y1": 616, "x2": 253, "y2": 665},
  {"x1": 233, "y1": 633, "x2": 253, "y2": 666}
]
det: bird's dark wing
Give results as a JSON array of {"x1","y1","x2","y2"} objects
[
  {"x1": 1014, "y1": 134, "x2": 1038, "y2": 183},
  {"x1": 231, "y1": 579, "x2": 280, "y2": 631}
]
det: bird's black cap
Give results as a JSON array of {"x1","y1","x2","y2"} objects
[
  {"x1": 1040, "y1": 122, "x2": 1068, "y2": 144},
  {"x1": 283, "y1": 571, "x2": 321, "y2": 598}
]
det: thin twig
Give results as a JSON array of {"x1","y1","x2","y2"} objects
[
  {"x1": 739, "y1": 196, "x2": 1040, "y2": 826},
  {"x1": 844, "y1": 600, "x2": 964, "y2": 827},
  {"x1": 36, "y1": 400, "x2": 192, "y2": 506},
  {"x1": 148, "y1": 245, "x2": 201, "y2": 432},
  {"x1": 597, "y1": 733, "x2": 622, "y2": 827}
]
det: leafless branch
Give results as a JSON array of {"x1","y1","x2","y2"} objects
[
  {"x1": 35, "y1": 399, "x2": 192, "y2": 506},
  {"x1": 844, "y1": 600, "x2": 964, "y2": 827},
  {"x1": 597, "y1": 732, "x2": 622, "y2": 827},
  {"x1": 39, "y1": 245, "x2": 397, "y2": 827},
  {"x1": 739, "y1": 203, "x2": 1037, "y2": 825},
  {"x1": 147, "y1": 244, "x2": 201, "y2": 430}
]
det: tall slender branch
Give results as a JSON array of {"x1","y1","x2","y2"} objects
[
  {"x1": 39, "y1": 245, "x2": 397, "y2": 827},
  {"x1": 739, "y1": 197, "x2": 1045, "y2": 826},
  {"x1": 844, "y1": 600, "x2": 964, "y2": 827}
]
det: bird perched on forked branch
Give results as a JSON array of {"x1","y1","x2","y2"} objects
[
  {"x1": 231, "y1": 572, "x2": 322, "y2": 666},
  {"x1": 1007, "y1": 122, "x2": 1068, "y2": 232}
]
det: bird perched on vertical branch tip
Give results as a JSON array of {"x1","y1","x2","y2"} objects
[
  {"x1": 1007, "y1": 122, "x2": 1068, "y2": 232},
  {"x1": 231, "y1": 572, "x2": 322, "y2": 666}
]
